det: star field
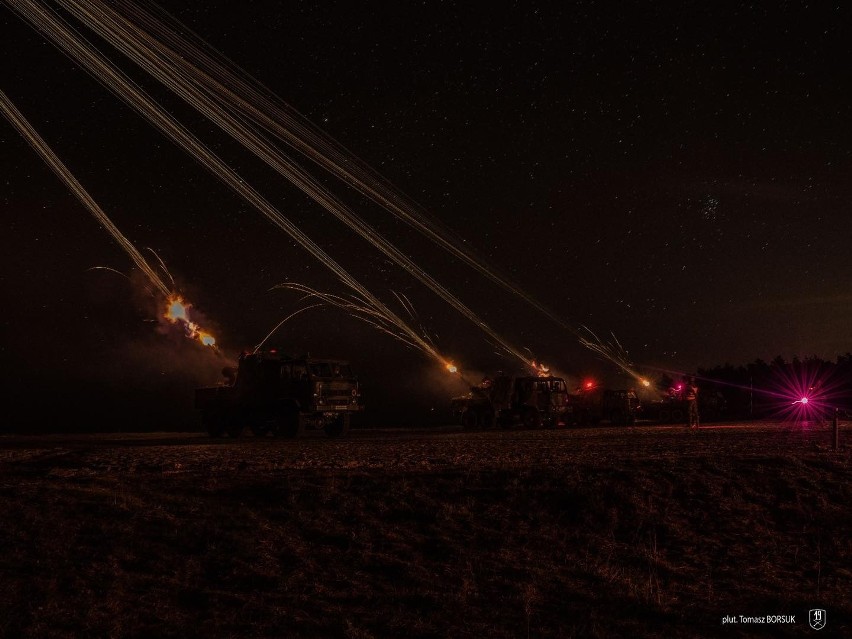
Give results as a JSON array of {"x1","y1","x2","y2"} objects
[{"x1": 1, "y1": 1, "x2": 850, "y2": 427}]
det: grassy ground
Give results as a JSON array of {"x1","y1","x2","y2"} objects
[{"x1": 0, "y1": 423, "x2": 849, "y2": 638}]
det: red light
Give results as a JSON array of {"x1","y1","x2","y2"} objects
[
  {"x1": 269, "y1": 349, "x2": 277, "y2": 354},
  {"x1": 801, "y1": 397, "x2": 808, "y2": 404},
  {"x1": 585, "y1": 381, "x2": 594, "y2": 389}
]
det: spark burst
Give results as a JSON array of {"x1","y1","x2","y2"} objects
[
  {"x1": 578, "y1": 325, "x2": 645, "y2": 382},
  {"x1": 530, "y1": 360, "x2": 551, "y2": 377},
  {"x1": 272, "y1": 282, "x2": 461, "y2": 376},
  {"x1": 164, "y1": 295, "x2": 216, "y2": 347},
  {"x1": 1, "y1": 88, "x2": 217, "y2": 350}
]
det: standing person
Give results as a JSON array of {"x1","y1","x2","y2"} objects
[{"x1": 686, "y1": 377, "x2": 699, "y2": 428}]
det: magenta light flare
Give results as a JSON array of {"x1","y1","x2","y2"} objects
[{"x1": 768, "y1": 360, "x2": 847, "y2": 423}]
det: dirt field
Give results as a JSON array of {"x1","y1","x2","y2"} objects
[{"x1": 1, "y1": 421, "x2": 850, "y2": 638}]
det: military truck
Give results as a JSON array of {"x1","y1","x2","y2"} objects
[
  {"x1": 568, "y1": 385, "x2": 639, "y2": 425},
  {"x1": 195, "y1": 349, "x2": 362, "y2": 438},
  {"x1": 451, "y1": 374, "x2": 572, "y2": 429}
]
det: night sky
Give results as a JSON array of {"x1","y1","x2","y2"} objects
[{"x1": 2, "y1": 2, "x2": 851, "y2": 429}]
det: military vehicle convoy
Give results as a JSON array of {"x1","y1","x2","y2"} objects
[
  {"x1": 452, "y1": 373, "x2": 646, "y2": 429},
  {"x1": 451, "y1": 374, "x2": 573, "y2": 429},
  {"x1": 568, "y1": 384, "x2": 640, "y2": 425},
  {"x1": 195, "y1": 349, "x2": 362, "y2": 438}
]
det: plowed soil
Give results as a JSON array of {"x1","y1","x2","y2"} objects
[{"x1": 1, "y1": 422, "x2": 849, "y2": 638}]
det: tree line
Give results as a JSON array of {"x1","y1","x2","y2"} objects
[{"x1": 684, "y1": 354, "x2": 852, "y2": 420}]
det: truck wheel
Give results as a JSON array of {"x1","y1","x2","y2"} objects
[
  {"x1": 610, "y1": 410, "x2": 624, "y2": 425},
  {"x1": 203, "y1": 411, "x2": 224, "y2": 438},
  {"x1": 482, "y1": 411, "x2": 496, "y2": 429},
  {"x1": 522, "y1": 408, "x2": 541, "y2": 429},
  {"x1": 672, "y1": 409, "x2": 685, "y2": 423},
  {"x1": 249, "y1": 413, "x2": 271, "y2": 437},
  {"x1": 226, "y1": 414, "x2": 244, "y2": 438},
  {"x1": 462, "y1": 410, "x2": 479, "y2": 430},
  {"x1": 659, "y1": 409, "x2": 671, "y2": 423},
  {"x1": 250, "y1": 421, "x2": 270, "y2": 437},
  {"x1": 277, "y1": 411, "x2": 304, "y2": 438},
  {"x1": 324, "y1": 414, "x2": 350, "y2": 438}
]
